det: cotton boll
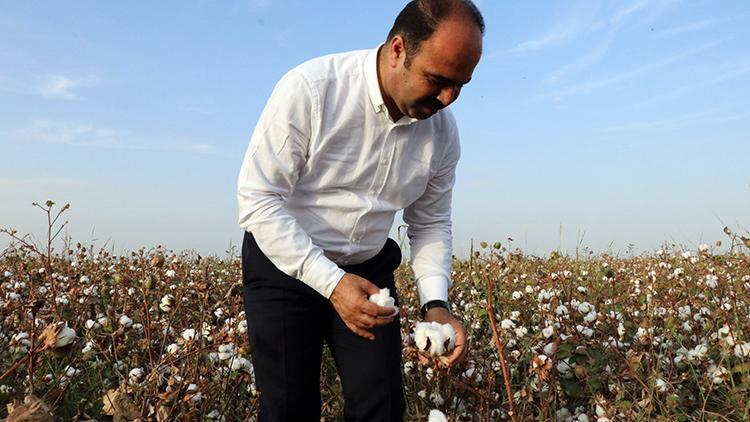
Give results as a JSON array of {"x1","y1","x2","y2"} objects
[
  {"x1": 439, "y1": 323, "x2": 456, "y2": 350},
  {"x1": 230, "y1": 357, "x2": 253, "y2": 373},
  {"x1": 54, "y1": 323, "x2": 77, "y2": 348},
  {"x1": 160, "y1": 294, "x2": 175, "y2": 312},
  {"x1": 182, "y1": 328, "x2": 199, "y2": 341},
  {"x1": 85, "y1": 319, "x2": 101, "y2": 330},
  {"x1": 82, "y1": 340, "x2": 97, "y2": 359},
  {"x1": 368, "y1": 288, "x2": 398, "y2": 315},
  {"x1": 119, "y1": 315, "x2": 133, "y2": 328},
  {"x1": 542, "y1": 326, "x2": 555, "y2": 338},
  {"x1": 427, "y1": 335, "x2": 446, "y2": 356},
  {"x1": 734, "y1": 342, "x2": 750, "y2": 357},
  {"x1": 128, "y1": 367, "x2": 144, "y2": 384},
  {"x1": 218, "y1": 343, "x2": 236, "y2": 361},
  {"x1": 577, "y1": 302, "x2": 593, "y2": 314},
  {"x1": 584, "y1": 311, "x2": 597, "y2": 323},
  {"x1": 413, "y1": 322, "x2": 456, "y2": 357},
  {"x1": 428, "y1": 409, "x2": 448, "y2": 422}
]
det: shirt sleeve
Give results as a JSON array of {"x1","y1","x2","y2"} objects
[
  {"x1": 403, "y1": 113, "x2": 461, "y2": 307},
  {"x1": 237, "y1": 70, "x2": 346, "y2": 299}
]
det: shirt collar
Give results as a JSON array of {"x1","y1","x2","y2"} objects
[
  {"x1": 364, "y1": 44, "x2": 418, "y2": 125},
  {"x1": 364, "y1": 45, "x2": 387, "y2": 115}
]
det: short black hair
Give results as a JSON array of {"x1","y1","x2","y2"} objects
[{"x1": 386, "y1": 0, "x2": 485, "y2": 67}]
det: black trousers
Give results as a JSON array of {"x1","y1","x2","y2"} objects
[{"x1": 241, "y1": 232, "x2": 406, "y2": 421}]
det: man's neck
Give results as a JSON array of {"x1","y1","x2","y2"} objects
[{"x1": 376, "y1": 46, "x2": 404, "y2": 122}]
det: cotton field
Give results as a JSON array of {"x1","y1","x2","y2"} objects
[{"x1": 2, "y1": 221, "x2": 750, "y2": 419}]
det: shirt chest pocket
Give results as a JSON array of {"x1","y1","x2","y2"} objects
[{"x1": 387, "y1": 157, "x2": 431, "y2": 208}]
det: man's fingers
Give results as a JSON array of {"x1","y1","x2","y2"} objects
[
  {"x1": 360, "y1": 299, "x2": 396, "y2": 318},
  {"x1": 364, "y1": 283, "x2": 382, "y2": 296},
  {"x1": 445, "y1": 325, "x2": 468, "y2": 366},
  {"x1": 357, "y1": 314, "x2": 379, "y2": 329},
  {"x1": 446, "y1": 343, "x2": 465, "y2": 366},
  {"x1": 346, "y1": 321, "x2": 375, "y2": 340},
  {"x1": 372, "y1": 316, "x2": 394, "y2": 326}
]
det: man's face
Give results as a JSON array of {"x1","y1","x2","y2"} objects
[{"x1": 391, "y1": 18, "x2": 482, "y2": 120}]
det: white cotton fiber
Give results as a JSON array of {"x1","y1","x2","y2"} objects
[
  {"x1": 413, "y1": 321, "x2": 457, "y2": 357},
  {"x1": 428, "y1": 409, "x2": 448, "y2": 422},
  {"x1": 369, "y1": 288, "x2": 398, "y2": 315}
]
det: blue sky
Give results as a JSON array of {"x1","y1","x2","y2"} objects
[{"x1": 1, "y1": 1, "x2": 748, "y2": 257}]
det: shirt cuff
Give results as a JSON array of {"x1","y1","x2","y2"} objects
[
  {"x1": 416, "y1": 275, "x2": 449, "y2": 306},
  {"x1": 303, "y1": 255, "x2": 347, "y2": 299}
]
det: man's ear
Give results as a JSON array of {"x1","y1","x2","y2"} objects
[{"x1": 387, "y1": 35, "x2": 406, "y2": 68}]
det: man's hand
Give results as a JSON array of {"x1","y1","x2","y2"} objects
[
  {"x1": 330, "y1": 273, "x2": 396, "y2": 340},
  {"x1": 424, "y1": 307, "x2": 468, "y2": 367}
]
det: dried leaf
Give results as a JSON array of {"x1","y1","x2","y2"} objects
[
  {"x1": 151, "y1": 255, "x2": 165, "y2": 268},
  {"x1": 156, "y1": 405, "x2": 172, "y2": 422},
  {"x1": 102, "y1": 387, "x2": 140, "y2": 421},
  {"x1": 6, "y1": 395, "x2": 54, "y2": 422},
  {"x1": 37, "y1": 322, "x2": 65, "y2": 350}
]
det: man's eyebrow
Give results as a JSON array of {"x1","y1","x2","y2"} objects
[{"x1": 428, "y1": 73, "x2": 472, "y2": 86}]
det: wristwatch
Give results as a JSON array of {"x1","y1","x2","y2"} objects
[{"x1": 420, "y1": 299, "x2": 449, "y2": 319}]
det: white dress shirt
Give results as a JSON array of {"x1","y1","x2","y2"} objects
[{"x1": 237, "y1": 46, "x2": 460, "y2": 306}]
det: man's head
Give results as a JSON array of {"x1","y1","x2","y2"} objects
[{"x1": 380, "y1": 0, "x2": 484, "y2": 120}]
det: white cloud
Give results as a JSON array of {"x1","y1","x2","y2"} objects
[
  {"x1": 16, "y1": 119, "x2": 122, "y2": 148},
  {"x1": 499, "y1": 22, "x2": 581, "y2": 56},
  {"x1": 490, "y1": 1, "x2": 652, "y2": 59},
  {"x1": 599, "y1": 106, "x2": 750, "y2": 134},
  {"x1": 658, "y1": 18, "x2": 721, "y2": 37},
  {"x1": 546, "y1": 0, "x2": 682, "y2": 83},
  {"x1": 14, "y1": 119, "x2": 216, "y2": 154},
  {"x1": 546, "y1": 28, "x2": 618, "y2": 84},
  {"x1": 608, "y1": 0, "x2": 651, "y2": 27},
  {"x1": 534, "y1": 41, "x2": 717, "y2": 102},
  {"x1": 598, "y1": 108, "x2": 725, "y2": 133},
  {"x1": 38, "y1": 75, "x2": 99, "y2": 100},
  {"x1": 629, "y1": 60, "x2": 750, "y2": 107},
  {"x1": 0, "y1": 74, "x2": 99, "y2": 100}
]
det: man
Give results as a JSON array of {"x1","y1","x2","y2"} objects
[{"x1": 237, "y1": 1, "x2": 484, "y2": 420}]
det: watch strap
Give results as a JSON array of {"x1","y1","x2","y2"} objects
[{"x1": 420, "y1": 299, "x2": 449, "y2": 319}]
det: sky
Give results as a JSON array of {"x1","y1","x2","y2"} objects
[{"x1": 1, "y1": 0, "x2": 748, "y2": 258}]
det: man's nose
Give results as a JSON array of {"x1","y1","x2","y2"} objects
[{"x1": 437, "y1": 85, "x2": 460, "y2": 107}]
